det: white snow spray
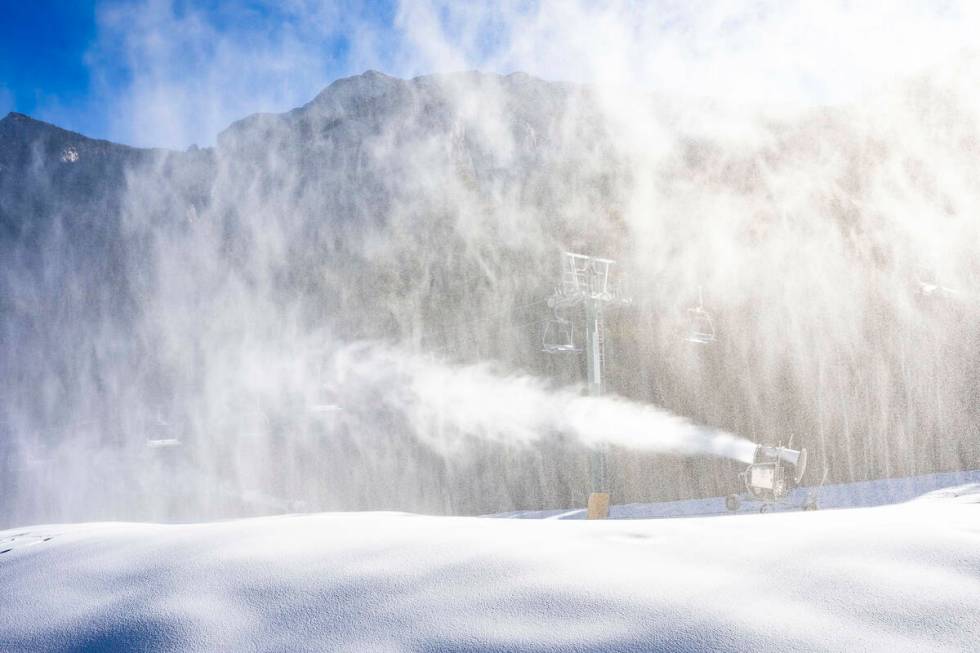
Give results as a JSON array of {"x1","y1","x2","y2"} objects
[
  {"x1": 327, "y1": 343, "x2": 758, "y2": 464},
  {"x1": 7, "y1": 4, "x2": 980, "y2": 527}
]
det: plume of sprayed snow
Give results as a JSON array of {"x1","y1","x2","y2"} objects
[{"x1": 329, "y1": 344, "x2": 758, "y2": 463}]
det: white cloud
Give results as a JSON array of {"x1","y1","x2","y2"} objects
[
  {"x1": 85, "y1": 0, "x2": 980, "y2": 148},
  {"x1": 390, "y1": 0, "x2": 980, "y2": 108}
]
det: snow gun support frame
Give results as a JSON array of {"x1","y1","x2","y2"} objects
[{"x1": 726, "y1": 444, "x2": 820, "y2": 513}]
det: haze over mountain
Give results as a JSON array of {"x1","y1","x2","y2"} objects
[{"x1": 2, "y1": 67, "x2": 979, "y2": 526}]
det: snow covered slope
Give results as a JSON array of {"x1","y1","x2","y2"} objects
[
  {"x1": 499, "y1": 468, "x2": 980, "y2": 519},
  {"x1": 1, "y1": 483, "x2": 978, "y2": 652}
]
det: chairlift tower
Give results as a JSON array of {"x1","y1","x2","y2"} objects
[{"x1": 543, "y1": 252, "x2": 631, "y2": 518}]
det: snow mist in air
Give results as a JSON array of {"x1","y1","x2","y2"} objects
[
  {"x1": 5, "y1": 3, "x2": 980, "y2": 527},
  {"x1": 329, "y1": 344, "x2": 757, "y2": 464}
]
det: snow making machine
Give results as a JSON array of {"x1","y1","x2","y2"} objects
[{"x1": 725, "y1": 444, "x2": 819, "y2": 513}]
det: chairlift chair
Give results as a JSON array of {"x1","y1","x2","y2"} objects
[
  {"x1": 914, "y1": 264, "x2": 958, "y2": 299},
  {"x1": 542, "y1": 316, "x2": 579, "y2": 353},
  {"x1": 914, "y1": 265, "x2": 939, "y2": 296},
  {"x1": 686, "y1": 286, "x2": 716, "y2": 344}
]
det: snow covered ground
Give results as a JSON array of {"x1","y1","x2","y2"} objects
[
  {"x1": 1, "y1": 474, "x2": 979, "y2": 652},
  {"x1": 499, "y1": 468, "x2": 980, "y2": 519}
]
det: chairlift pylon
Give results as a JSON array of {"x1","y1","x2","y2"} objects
[{"x1": 685, "y1": 286, "x2": 716, "y2": 345}]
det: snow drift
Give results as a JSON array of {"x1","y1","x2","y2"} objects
[{"x1": 1, "y1": 484, "x2": 978, "y2": 652}]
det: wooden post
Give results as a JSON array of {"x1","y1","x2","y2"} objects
[{"x1": 586, "y1": 491, "x2": 610, "y2": 520}]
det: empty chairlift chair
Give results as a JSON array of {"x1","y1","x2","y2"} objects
[
  {"x1": 542, "y1": 314, "x2": 579, "y2": 353},
  {"x1": 913, "y1": 264, "x2": 958, "y2": 299},
  {"x1": 686, "y1": 286, "x2": 716, "y2": 344}
]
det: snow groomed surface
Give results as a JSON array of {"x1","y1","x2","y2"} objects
[
  {"x1": 497, "y1": 468, "x2": 980, "y2": 519},
  {"x1": 1, "y1": 477, "x2": 978, "y2": 652}
]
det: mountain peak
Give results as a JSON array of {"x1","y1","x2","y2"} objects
[
  {"x1": 1, "y1": 111, "x2": 88, "y2": 140},
  {"x1": 305, "y1": 69, "x2": 403, "y2": 109},
  {"x1": 2, "y1": 111, "x2": 39, "y2": 124}
]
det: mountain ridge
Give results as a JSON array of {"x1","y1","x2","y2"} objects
[{"x1": 2, "y1": 69, "x2": 578, "y2": 155}]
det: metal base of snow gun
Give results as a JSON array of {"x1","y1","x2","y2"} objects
[{"x1": 725, "y1": 445, "x2": 824, "y2": 513}]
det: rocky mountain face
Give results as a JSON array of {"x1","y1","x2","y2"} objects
[{"x1": 2, "y1": 69, "x2": 979, "y2": 525}]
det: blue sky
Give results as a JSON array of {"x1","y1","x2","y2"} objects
[
  {"x1": 2, "y1": 1, "x2": 976, "y2": 150},
  {"x1": 0, "y1": 0, "x2": 399, "y2": 146},
  {"x1": 0, "y1": 2, "x2": 101, "y2": 131}
]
